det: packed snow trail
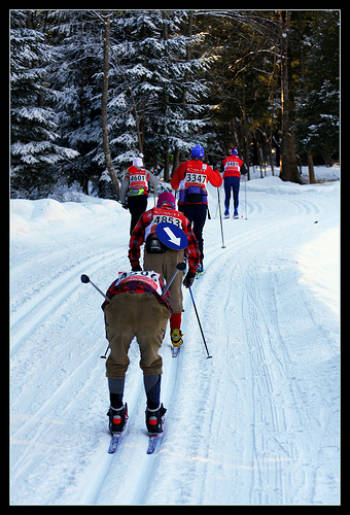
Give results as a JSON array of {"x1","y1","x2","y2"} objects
[{"x1": 10, "y1": 172, "x2": 340, "y2": 505}]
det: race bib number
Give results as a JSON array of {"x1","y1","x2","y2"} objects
[
  {"x1": 185, "y1": 172, "x2": 207, "y2": 184},
  {"x1": 224, "y1": 162, "x2": 239, "y2": 171},
  {"x1": 129, "y1": 173, "x2": 148, "y2": 189},
  {"x1": 152, "y1": 214, "x2": 182, "y2": 228},
  {"x1": 115, "y1": 271, "x2": 163, "y2": 296},
  {"x1": 130, "y1": 174, "x2": 146, "y2": 182}
]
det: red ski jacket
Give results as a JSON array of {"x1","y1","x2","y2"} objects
[
  {"x1": 129, "y1": 204, "x2": 201, "y2": 274},
  {"x1": 101, "y1": 270, "x2": 171, "y2": 312},
  {"x1": 125, "y1": 165, "x2": 150, "y2": 196},
  {"x1": 222, "y1": 155, "x2": 244, "y2": 178},
  {"x1": 171, "y1": 159, "x2": 222, "y2": 205}
]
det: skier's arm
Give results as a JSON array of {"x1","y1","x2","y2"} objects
[
  {"x1": 207, "y1": 166, "x2": 223, "y2": 187},
  {"x1": 182, "y1": 222, "x2": 201, "y2": 274},
  {"x1": 170, "y1": 162, "x2": 186, "y2": 190},
  {"x1": 128, "y1": 213, "x2": 147, "y2": 269}
]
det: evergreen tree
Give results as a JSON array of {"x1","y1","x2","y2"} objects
[
  {"x1": 203, "y1": 10, "x2": 280, "y2": 169},
  {"x1": 294, "y1": 10, "x2": 339, "y2": 170},
  {"x1": 108, "y1": 10, "x2": 213, "y2": 179},
  {"x1": 10, "y1": 9, "x2": 340, "y2": 198},
  {"x1": 45, "y1": 10, "x2": 104, "y2": 192},
  {"x1": 10, "y1": 9, "x2": 78, "y2": 198}
]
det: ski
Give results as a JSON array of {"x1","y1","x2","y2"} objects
[
  {"x1": 108, "y1": 433, "x2": 122, "y2": 454},
  {"x1": 171, "y1": 345, "x2": 181, "y2": 358},
  {"x1": 146, "y1": 434, "x2": 164, "y2": 454}
]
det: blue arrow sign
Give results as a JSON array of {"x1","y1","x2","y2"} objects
[{"x1": 156, "y1": 222, "x2": 188, "y2": 250}]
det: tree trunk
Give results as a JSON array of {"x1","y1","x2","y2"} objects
[
  {"x1": 278, "y1": 11, "x2": 301, "y2": 184},
  {"x1": 307, "y1": 149, "x2": 316, "y2": 184},
  {"x1": 171, "y1": 146, "x2": 180, "y2": 176},
  {"x1": 268, "y1": 138, "x2": 275, "y2": 175},
  {"x1": 162, "y1": 11, "x2": 170, "y2": 182},
  {"x1": 101, "y1": 14, "x2": 120, "y2": 200}
]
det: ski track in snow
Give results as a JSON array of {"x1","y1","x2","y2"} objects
[{"x1": 10, "y1": 178, "x2": 340, "y2": 505}]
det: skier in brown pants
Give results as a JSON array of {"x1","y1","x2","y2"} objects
[
  {"x1": 101, "y1": 270, "x2": 172, "y2": 435},
  {"x1": 128, "y1": 191, "x2": 200, "y2": 349}
]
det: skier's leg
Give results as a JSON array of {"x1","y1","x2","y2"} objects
[
  {"x1": 181, "y1": 204, "x2": 207, "y2": 265},
  {"x1": 108, "y1": 377, "x2": 125, "y2": 408},
  {"x1": 224, "y1": 178, "x2": 231, "y2": 215},
  {"x1": 136, "y1": 293, "x2": 170, "y2": 376},
  {"x1": 233, "y1": 177, "x2": 240, "y2": 215},
  {"x1": 143, "y1": 374, "x2": 161, "y2": 409},
  {"x1": 128, "y1": 195, "x2": 148, "y2": 234},
  {"x1": 105, "y1": 293, "x2": 136, "y2": 378}
]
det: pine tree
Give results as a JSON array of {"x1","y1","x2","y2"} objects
[
  {"x1": 10, "y1": 9, "x2": 339, "y2": 198},
  {"x1": 294, "y1": 10, "x2": 339, "y2": 172},
  {"x1": 10, "y1": 9, "x2": 78, "y2": 198},
  {"x1": 108, "y1": 10, "x2": 213, "y2": 180},
  {"x1": 45, "y1": 10, "x2": 104, "y2": 193}
]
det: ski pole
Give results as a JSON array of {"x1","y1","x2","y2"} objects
[
  {"x1": 217, "y1": 187, "x2": 226, "y2": 248},
  {"x1": 214, "y1": 199, "x2": 219, "y2": 219},
  {"x1": 80, "y1": 274, "x2": 111, "y2": 303},
  {"x1": 161, "y1": 262, "x2": 186, "y2": 297},
  {"x1": 80, "y1": 274, "x2": 111, "y2": 359},
  {"x1": 244, "y1": 173, "x2": 248, "y2": 220},
  {"x1": 100, "y1": 342, "x2": 110, "y2": 360},
  {"x1": 188, "y1": 286, "x2": 212, "y2": 359}
]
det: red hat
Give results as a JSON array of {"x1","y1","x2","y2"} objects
[{"x1": 157, "y1": 191, "x2": 176, "y2": 209}]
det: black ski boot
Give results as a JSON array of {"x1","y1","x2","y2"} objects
[
  {"x1": 145, "y1": 403, "x2": 167, "y2": 434},
  {"x1": 107, "y1": 403, "x2": 128, "y2": 435}
]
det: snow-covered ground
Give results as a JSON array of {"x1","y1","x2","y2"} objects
[{"x1": 10, "y1": 166, "x2": 340, "y2": 505}]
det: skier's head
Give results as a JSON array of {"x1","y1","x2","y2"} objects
[
  {"x1": 157, "y1": 191, "x2": 176, "y2": 209},
  {"x1": 229, "y1": 147, "x2": 238, "y2": 156},
  {"x1": 133, "y1": 157, "x2": 143, "y2": 168},
  {"x1": 191, "y1": 144, "x2": 205, "y2": 160}
]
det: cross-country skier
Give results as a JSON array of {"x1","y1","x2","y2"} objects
[
  {"x1": 102, "y1": 270, "x2": 172, "y2": 435},
  {"x1": 221, "y1": 147, "x2": 248, "y2": 219},
  {"x1": 128, "y1": 191, "x2": 200, "y2": 348},
  {"x1": 120, "y1": 157, "x2": 160, "y2": 234},
  {"x1": 171, "y1": 144, "x2": 222, "y2": 273}
]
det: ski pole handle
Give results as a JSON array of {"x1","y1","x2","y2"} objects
[{"x1": 80, "y1": 274, "x2": 111, "y2": 303}]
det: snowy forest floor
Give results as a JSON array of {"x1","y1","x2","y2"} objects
[{"x1": 10, "y1": 166, "x2": 340, "y2": 505}]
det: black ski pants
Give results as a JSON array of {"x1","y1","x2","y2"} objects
[
  {"x1": 128, "y1": 195, "x2": 148, "y2": 234},
  {"x1": 178, "y1": 203, "x2": 207, "y2": 264}
]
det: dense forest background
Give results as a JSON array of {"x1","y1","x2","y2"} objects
[{"x1": 10, "y1": 9, "x2": 340, "y2": 199}]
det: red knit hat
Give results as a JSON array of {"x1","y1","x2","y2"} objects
[{"x1": 157, "y1": 191, "x2": 176, "y2": 209}]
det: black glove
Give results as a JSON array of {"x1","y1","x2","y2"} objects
[
  {"x1": 131, "y1": 264, "x2": 142, "y2": 272},
  {"x1": 183, "y1": 271, "x2": 196, "y2": 288}
]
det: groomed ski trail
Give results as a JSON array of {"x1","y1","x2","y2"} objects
[{"x1": 10, "y1": 179, "x2": 340, "y2": 505}]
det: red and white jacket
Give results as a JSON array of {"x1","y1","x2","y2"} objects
[
  {"x1": 125, "y1": 165, "x2": 150, "y2": 196},
  {"x1": 101, "y1": 270, "x2": 171, "y2": 312},
  {"x1": 222, "y1": 155, "x2": 244, "y2": 178},
  {"x1": 129, "y1": 204, "x2": 201, "y2": 274},
  {"x1": 171, "y1": 159, "x2": 222, "y2": 205}
]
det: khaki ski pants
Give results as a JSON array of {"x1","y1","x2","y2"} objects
[
  {"x1": 143, "y1": 249, "x2": 184, "y2": 314},
  {"x1": 104, "y1": 292, "x2": 170, "y2": 378}
]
